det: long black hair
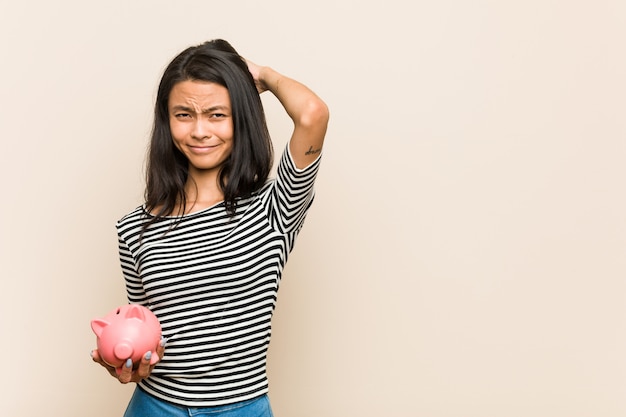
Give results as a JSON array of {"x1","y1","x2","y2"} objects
[{"x1": 143, "y1": 39, "x2": 273, "y2": 230}]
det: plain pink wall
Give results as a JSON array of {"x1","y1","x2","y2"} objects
[{"x1": 1, "y1": 1, "x2": 625, "y2": 416}]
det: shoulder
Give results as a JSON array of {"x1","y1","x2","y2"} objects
[{"x1": 116, "y1": 205, "x2": 147, "y2": 231}]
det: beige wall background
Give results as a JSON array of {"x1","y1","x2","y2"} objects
[{"x1": 1, "y1": 0, "x2": 625, "y2": 416}]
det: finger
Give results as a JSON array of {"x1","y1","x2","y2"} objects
[
  {"x1": 135, "y1": 351, "x2": 153, "y2": 379},
  {"x1": 91, "y1": 349, "x2": 119, "y2": 377},
  {"x1": 156, "y1": 337, "x2": 167, "y2": 358},
  {"x1": 118, "y1": 358, "x2": 133, "y2": 384},
  {"x1": 245, "y1": 58, "x2": 258, "y2": 73}
]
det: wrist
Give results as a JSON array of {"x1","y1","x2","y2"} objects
[{"x1": 258, "y1": 66, "x2": 280, "y2": 92}]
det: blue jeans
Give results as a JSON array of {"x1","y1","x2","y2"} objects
[{"x1": 123, "y1": 387, "x2": 274, "y2": 417}]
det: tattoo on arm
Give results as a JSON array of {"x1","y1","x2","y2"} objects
[{"x1": 305, "y1": 146, "x2": 322, "y2": 156}]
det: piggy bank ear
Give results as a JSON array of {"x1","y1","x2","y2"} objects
[
  {"x1": 125, "y1": 305, "x2": 146, "y2": 321},
  {"x1": 91, "y1": 319, "x2": 110, "y2": 337}
]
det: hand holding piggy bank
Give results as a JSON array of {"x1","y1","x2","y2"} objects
[{"x1": 91, "y1": 304, "x2": 162, "y2": 375}]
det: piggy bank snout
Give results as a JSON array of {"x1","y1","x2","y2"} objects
[{"x1": 114, "y1": 342, "x2": 134, "y2": 361}]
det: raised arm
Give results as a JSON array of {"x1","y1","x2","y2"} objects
[{"x1": 247, "y1": 60, "x2": 329, "y2": 169}]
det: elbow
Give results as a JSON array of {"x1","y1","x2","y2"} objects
[{"x1": 298, "y1": 98, "x2": 330, "y2": 129}]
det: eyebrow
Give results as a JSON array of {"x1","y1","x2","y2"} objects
[{"x1": 170, "y1": 104, "x2": 230, "y2": 114}]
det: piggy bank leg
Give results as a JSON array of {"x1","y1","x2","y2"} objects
[{"x1": 149, "y1": 352, "x2": 160, "y2": 365}]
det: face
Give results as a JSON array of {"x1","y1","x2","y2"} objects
[{"x1": 168, "y1": 80, "x2": 234, "y2": 175}]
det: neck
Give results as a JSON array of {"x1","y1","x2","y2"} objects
[{"x1": 183, "y1": 168, "x2": 224, "y2": 213}]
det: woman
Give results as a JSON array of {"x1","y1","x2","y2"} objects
[{"x1": 92, "y1": 39, "x2": 329, "y2": 416}]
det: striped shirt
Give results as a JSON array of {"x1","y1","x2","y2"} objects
[{"x1": 116, "y1": 145, "x2": 321, "y2": 406}]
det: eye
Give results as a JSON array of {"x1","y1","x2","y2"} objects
[
  {"x1": 210, "y1": 113, "x2": 226, "y2": 119},
  {"x1": 175, "y1": 113, "x2": 191, "y2": 119}
]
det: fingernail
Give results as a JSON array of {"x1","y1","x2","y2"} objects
[
  {"x1": 144, "y1": 351, "x2": 152, "y2": 360},
  {"x1": 160, "y1": 337, "x2": 168, "y2": 347},
  {"x1": 125, "y1": 358, "x2": 133, "y2": 368},
  {"x1": 90, "y1": 350, "x2": 94, "y2": 358}
]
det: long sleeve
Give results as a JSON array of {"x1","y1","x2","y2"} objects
[
  {"x1": 266, "y1": 144, "x2": 321, "y2": 235},
  {"x1": 118, "y1": 234, "x2": 147, "y2": 305}
]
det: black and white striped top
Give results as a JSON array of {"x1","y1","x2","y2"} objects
[{"x1": 116, "y1": 145, "x2": 321, "y2": 407}]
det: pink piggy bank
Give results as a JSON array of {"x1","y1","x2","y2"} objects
[{"x1": 91, "y1": 304, "x2": 161, "y2": 374}]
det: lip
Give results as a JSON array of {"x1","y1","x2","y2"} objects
[{"x1": 188, "y1": 145, "x2": 217, "y2": 154}]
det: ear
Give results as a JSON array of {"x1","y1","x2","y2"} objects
[
  {"x1": 91, "y1": 319, "x2": 109, "y2": 337},
  {"x1": 125, "y1": 305, "x2": 146, "y2": 321}
]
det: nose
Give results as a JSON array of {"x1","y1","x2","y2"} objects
[{"x1": 191, "y1": 119, "x2": 212, "y2": 140}]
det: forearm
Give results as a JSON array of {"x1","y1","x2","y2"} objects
[
  {"x1": 259, "y1": 67, "x2": 329, "y2": 126},
  {"x1": 258, "y1": 66, "x2": 329, "y2": 167}
]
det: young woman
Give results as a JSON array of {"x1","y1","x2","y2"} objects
[{"x1": 92, "y1": 39, "x2": 329, "y2": 416}]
